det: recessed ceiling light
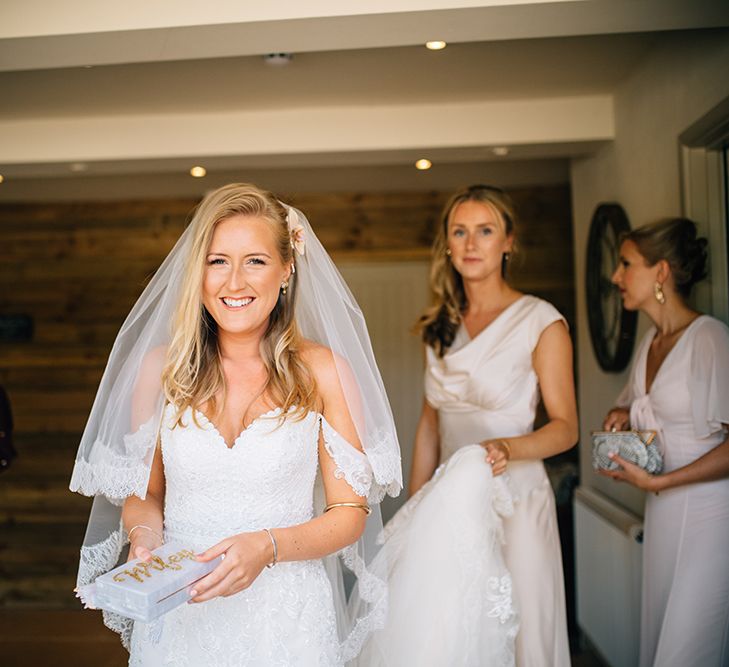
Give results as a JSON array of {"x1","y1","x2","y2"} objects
[
  {"x1": 415, "y1": 158, "x2": 432, "y2": 171},
  {"x1": 190, "y1": 166, "x2": 207, "y2": 178},
  {"x1": 425, "y1": 41, "x2": 447, "y2": 51},
  {"x1": 263, "y1": 53, "x2": 293, "y2": 66},
  {"x1": 69, "y1": 162, "x2": 88, "y2": 172},
  {"x1": 492, "y1": 146, "x2": 510, "y2": 157}
]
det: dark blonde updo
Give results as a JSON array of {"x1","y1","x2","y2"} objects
[{"x1": 623, "y1": 217, "x2": 708, "y2": 298}]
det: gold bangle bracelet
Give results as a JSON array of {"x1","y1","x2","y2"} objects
[
  {"x1": 128, "y1": 524, "x2": 163, "y2": 543},
  {"x1": 262, "y1": 528, "x2": 278, "y2": 569},
  {"x1": 324, "y1": 502, "x2": 372, "y2": 515}
]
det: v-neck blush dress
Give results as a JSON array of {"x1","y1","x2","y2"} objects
[
  {"x1": 424, "y1": 295, "x2": 570, "y2": 666},
  {"x1": 617, "y1": 315, "x2": 729, "y2": 667}
]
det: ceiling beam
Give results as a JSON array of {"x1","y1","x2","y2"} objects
[{"x1": 0, "y1": 95, "x2": 613, "y2": 167}]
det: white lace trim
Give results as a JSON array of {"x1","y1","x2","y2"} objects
[
  {"x1": 320, "y1": 416, "x2": 374, "y2": 499},
  {"x1": 364, "y1": 428, "x2": 403, "y2": 502},
  {"x1": 486, "y1": 575, "x2": 517, "y2": 626},
  {"x1": 492, "y1": 475, "x2": 515, "y2": 519},
  {"x1": 338, "y1": 544, "x2": 388, "y2": 663},
  {"x1": 77, "y1": 525, "x2": 136, "y2": 649},
  {"x1": 319, "y1": 416, "x2": 402, "y2": 503},
  {"x1": 316, "y1": 417, "x2": 394, "y2": 661},
  {"x1": 70, "y1": 419, "x2": 157, "y2": 502}
]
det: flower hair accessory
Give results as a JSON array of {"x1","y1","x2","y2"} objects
[{"x1": 287, "y1": 208, "x2": 306, "y2": 256}]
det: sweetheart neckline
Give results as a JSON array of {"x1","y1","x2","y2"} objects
[{"x1": 192, "y1": 406, "x2": 287, "y2": 450}]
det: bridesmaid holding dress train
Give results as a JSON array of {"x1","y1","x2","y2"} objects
[
  {"x1": 357, "y1": 184, "x2": 577, "y2": 666},
  {"x1": 602, "y1": 217, "x2": 729, "y2": 667}
]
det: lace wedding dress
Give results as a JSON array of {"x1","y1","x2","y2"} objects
[{"x1": 128, "y1": 405, "x2": 371, "y2": 667}]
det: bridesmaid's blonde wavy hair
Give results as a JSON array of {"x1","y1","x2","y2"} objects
[
  {"x1": 162, "y1": 183, "x2": 316, "y2": 424},
  {"x1": 416, "y1": 185, "x2": 517, "y2": 357}
]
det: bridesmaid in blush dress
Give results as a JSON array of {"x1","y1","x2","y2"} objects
[
  {"x1": 601, "y1": 217, "x2": 729, "y2": 667},
  {"x1": 360, "y1": 185, "x2": 578, "y2": 666}
]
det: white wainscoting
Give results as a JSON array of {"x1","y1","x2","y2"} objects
[
  {"x1": 337, "y1": 259, "x2": 431, "y2": 521},
  {"x1": 574, "y1": 486, "x2": 643, "y2": 667}
]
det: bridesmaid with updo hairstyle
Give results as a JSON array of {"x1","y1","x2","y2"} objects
[{"x1": 602, "y1": 218, "x2": 729, "y2": 667}]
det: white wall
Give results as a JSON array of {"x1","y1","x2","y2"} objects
[
  {"x1": 571, "y1": 29, "x2": 729, "y2": 515},
  {"x1": 338, "y1": 260, "x2": 431, "y2": 522}
]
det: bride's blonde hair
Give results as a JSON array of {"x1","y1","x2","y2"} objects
[{"x1": 162, "y1": 183, "x2": 316, "y2": 424}]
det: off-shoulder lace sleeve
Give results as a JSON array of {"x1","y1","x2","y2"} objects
[
  {"x1": 319, "y1": 415, "x2": 373, "y2": 499},
  {"x1": 69, "y1": 416, "x2": 157, "y2": 503}
]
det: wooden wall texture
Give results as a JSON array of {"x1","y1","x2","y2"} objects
[{"x1": 0, "y1": 185, "x2": 573, "y2": 606}]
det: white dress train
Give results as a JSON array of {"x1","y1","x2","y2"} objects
[{"x1": 357, "y1": 445, "x2": 518, "y2": 666}]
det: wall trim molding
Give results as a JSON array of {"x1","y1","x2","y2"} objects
[{"x1": 680, "y1": 99, "x2": 729, "y2": 324}]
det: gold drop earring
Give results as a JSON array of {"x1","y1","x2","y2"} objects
[
  {"x1": 281, "y1": 281, "x2": 289, "y2": 295},
  {"x1": 654, "y1": 281, "x2": 666, "y2": 304}
]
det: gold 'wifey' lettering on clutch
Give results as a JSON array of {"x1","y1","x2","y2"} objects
[{"x1": 113, "y1": 549, "x2": 196, "y2": 584}]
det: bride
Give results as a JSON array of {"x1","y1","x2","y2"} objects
[
  {"x1": 70, "y1": 183, "x2": 402, "y2": 665},
  {"x1": 358, "y1": 185, "x2": 577, "y2": 666}
]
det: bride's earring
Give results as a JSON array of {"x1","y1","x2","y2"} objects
[
  {"x1": 281, "y1": 281, "x2": 289, "y2": 295},
  {"x1": 654, "y1": 281, "x2": 666, "y2": 305}
]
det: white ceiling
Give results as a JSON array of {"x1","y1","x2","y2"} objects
[
  {"x1": 1, "y1": 0, "x2": 726, "y2": 70},
  {"x1": 0, "y1": 1, "x2": 727, "y2": 198},
  {"x1": 0, "y1": 35, "x2": 656, "y2": 118}
]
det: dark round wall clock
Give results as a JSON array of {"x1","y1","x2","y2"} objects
[{"x1": 586, "y1": 203, "x2": 637, "y2": 372}]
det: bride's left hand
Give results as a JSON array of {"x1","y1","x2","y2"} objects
[{"x1": 189, "y1": 531, "x2": 273, "y2": 603}]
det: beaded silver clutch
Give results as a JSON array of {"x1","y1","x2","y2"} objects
[{"x1": 591, "y1": 430, "x2": 663, "y2": 474}]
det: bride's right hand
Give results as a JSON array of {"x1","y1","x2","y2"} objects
[{"x1": 603, "y1": 407, "x2": 630, "y2": 432}]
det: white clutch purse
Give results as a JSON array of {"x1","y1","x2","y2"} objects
[
  {"x1": 591, "y1": 430, "x2": 663, "y2": 474},
  {"x1": 76, "y1": 542, "x2": 222, "y2": 622}
]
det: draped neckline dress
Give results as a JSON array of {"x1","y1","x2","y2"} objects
[{"x1": 422, "y1": 294, "x2": 571, "y2": 666}]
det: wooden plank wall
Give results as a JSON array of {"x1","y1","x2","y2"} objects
[
  {"x1": 0, "y1": 186, "x2": 573, "y2": 435},
  {"x1": 0, "y1": 185, "x2": 573, "y2": 607}
]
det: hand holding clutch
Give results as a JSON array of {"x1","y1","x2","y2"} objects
[{"x1": 591, "y1": 430, "x2": 663, "y2": 474}]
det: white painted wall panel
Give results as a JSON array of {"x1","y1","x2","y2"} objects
[
  {"x1": 574, "y1": 486, "x2": 643, "y2": 667},
  {"x1": 338, "y1": 260, "x2": 431, "y2": 521}
]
